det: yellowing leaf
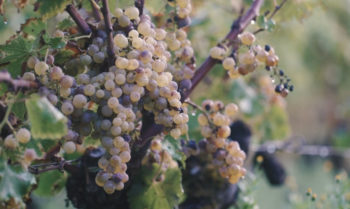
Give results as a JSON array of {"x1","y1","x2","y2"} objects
[{"x1": 25, "y1": 94, "x2": 68, "y2": 139}]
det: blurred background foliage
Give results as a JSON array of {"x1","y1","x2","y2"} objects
[{"x1": 1, "y1": 0, "x2": 350, "y2": 208}]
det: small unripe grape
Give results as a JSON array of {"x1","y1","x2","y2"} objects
[
  {"x1": 95, "y1": 89, "x2": 105, "y2": 99},
  {"x1": 63, "y1": 141, "x2": 76, "y2": 154},
  {"x1": 112, "y1": 88, "x2": 123, "y2": 98},
  {"x1": 16, "y1": 128, "x2": 31, "y2": 144},
  {"x1": 210, "y1": 46, "x2": 225, "y2": 60},
  {"x1": 98, "y1": 157, "x2": 109, "y2": 170},
  {"x1": 23, "y1": 72, "x2": 36, "y2": 81},
  {"x1": 118, "y1": 15, "x2": 131, "y2": 27},
  {"x1": 83, "y1": 84, "x2": 95, "y2": 96},
  {"x1": 239, "y1": 32, "x2": 256, "y2": 46},
  {"x1": 88, "y1": 44, "x2": 99, "y2": 56},
  {"x1": 130, "y1": 91, "x2": 140, "y2": 102},
  {"x1": 170, "y1": 128, "x2": 181, "y2": 139},
  {"x1": 60, "y1": 75, "x2": 74, "y2": 88},
  {"x1": 24, "y1": 148, "x2": 37, "y2": 163},
  {"x1": 114, "y1": 34, "x2": 129, "y2": 49},
  {"x1": 239, "y1": 52, "x2": 255, "y2": 65},
  {"x1": 152, "y1": 59, "x2": 166, "y2": 73},
  {"x1": 61, "y1": 102, "x2": 74, "y2": 115},
  {"x1": 120, "y1": 151, "x2": 131, "y2": 163},
  {"x1": 111, "y1": 126, "x2": 122, "y2": 136},
  {"x1": 222, "y1": 57, "x2": 236, "y2": 70},
  {"x1": 132, "y1": 37, "x2": 144, "y2": 49},
  {"x1": 201, "y1": 126, "x2": 212, "y2": 138},
  {"x1": 104, "y1": 79, "x2": 115, "y2": 91},
  {"x1": 114, "y1": 136, "x2": 125, "y2": 148},
  {"x1": 115, "y1": 73, "x2": 126, "y2": 85},
  {"x1": 27, "y1": 56, "x2": 39, "y2": 69},
  {"x1": 126, "y1": 59, "x2": 139, "y2": 71},
  {"x1": 155, "y1": 28, "x2": 166, "y2": 40},
  {"x1": 95, "y1": 171, "x2": 110, "y2": 187},
  {"x1": 197, "y1": 114, "x2": 208, "y2": 126},
  {"x1": 53, "y1": 30, "x2": 65, "y2": 38},
  {"x1": 139, "y1": 50, "x2": 152, "y2": 64},
  {"x1": 104, "y1": 180, "x2": 116, "y2": 194},
  {"x1": 115, "y1": 182, "x2": 124, "y2": 191},
  {"x1": 217, "y1": 125, "x2": 231, "y2": 138},
  {"x1": 47, "y1": 94, "x2": 58, "y2": 105},
  {"x1": 125, "y1": 7, "x2": 139, "y2": 20},
  {"x1": 228, "y1": 68, "x2": 240, "y2": 79},
  {"x1": 101, "y1": 119, "x2": 112, "y2": 131},
  {"x1": 73, "y1": 94, "x2": 87, "y2": 108},
  {"x1": 50, "y1": 66, "x2": 64, "y2": 81},
  {"x1": 115, "y1": 57, "x2": 129, "y2": 69},
  {"x1": 225, "y1": 103, "x2": 239, "y2": 117},
  {"x1": 93, "y1": 52, "x2": 105, "y2": 63},
  {"x1": 80, "y1": 54, "x2": 92, "y2": 65},
  {"x1": 151, "y1": 139, "x2": 162, "y2": 151},
  {"x1": 46, "y1": 55, "x2": 55, "y2": 65},
  {"x1": 128, "y1": 30, "x2": 139, "y2": 38},
  {"x1": 34, "y1": 61, "x2": 49, "y2": 75},
  {"x1": 114, "y1": 8, "x2": 123, "y2": 18},
  {"x1": 4, "y1": 134, "x2": 18, "y2": 149}
]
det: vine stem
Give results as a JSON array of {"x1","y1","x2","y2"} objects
[
  {"x1": 0, "y1": 71, "x2": 39, "y2": 90},
  {"x1": 0, "y1": 96, "x2": 16, "y2": 132},
  {"x1": 66, "y1": 5, "x2": 92, "y2": 35},
  {"x1": 101, "y1": 0, "x2": 115, "y2": 66},
  {"x1": 134, "y1": 0, "x2": 145, "y2": 16}
]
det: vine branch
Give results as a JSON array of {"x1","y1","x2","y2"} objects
[
  {"x1": 0, "y1": 71, "x2": 39, "y2": 90},
  {"x1": 66, "y1": 5, "x2": 92, "y2": 35},
  {"x1": 101, "y1": 0, "x2": 115, "y2": 66}
]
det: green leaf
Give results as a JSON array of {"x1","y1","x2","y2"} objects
[
  {"x1": 0, "y1": 37, "x2": 33, "y2": 77},
  {"x1": 0, "y1": 158, "x2": 36, "y2": 202},
  {"x1": 256, "y1": 15, "x2": 267, "y2": 29},
  {"x1": 267, "y1": 19, "x2": 276, "y2": 32},
  {"x1": 0, "y1": 83, "x2": 8, "y2": 97},
  {"x1": 35, "y1": 0, "x2": 71, "y2": 19},
  {"x1": 54, "y1": 49, "x2": 75, "y2": 66},
  {"x1": 34, "y1": 170, "x2": 66, "y2": 197},
  {"x1": 58, "y1": 18, "x2": 75, "y2": 30},
  {"x1": 25, "y1": 94, "x2": 68, "y2": 140},
  {"x1": 128, "y1": 164, "x2": 184, "y2": 209},
  {"x1": 21, "y1": 18, "x2": 47, "y2": 37},
  {"x1": 163, "y1": 136, "x2": 186, "y2": 168},
  {"x1": 43, "y1": 34, "x2": 66, "y2": 49}
]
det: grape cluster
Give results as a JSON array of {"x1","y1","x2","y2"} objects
[
  {"x1": 210, "y1": 31, "x2": 293, "y2": 97},
  {"x1": 183, "y1": 100, "x2": 246, "y2": 184},
  {"x1": 14, "y1": 2, "x2": 197, "y2": 194}
]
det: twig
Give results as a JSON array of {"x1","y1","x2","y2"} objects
[
  {"x1": 0, "y1": 97, "x2": 15, "y2": 132},
  {"x1": 66, "y1": 5, "x2": 92, "y2": 35},
  {"x1": 253, "y1": 139, "x2": 350, "y2": 159},
  {"x1": 0, "y1": 71, "x2": 39, "y2": 91},
  {"x1": 184, "y1": 99, "x2": 210, "y2": 119},
  {"x1": 135, "y1": 0, "x2": 145, "y2": 16},
  {"x1": 101, "y1": 0, "x2": 115, "y2": 66},
  {"x1": 90, "y1": 0, "x2": 102, "y2": 21},
  {"x1": 28, "y1": 159, "x2": 79, "y2": 174},
  {"x1": 269, "y1": 0, "x2": 288, "y2": 19},
  {"x1": 253, "y1": 0, "x2": 288, "y2": 34}
]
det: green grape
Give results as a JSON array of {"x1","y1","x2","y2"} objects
[
  {"x1": 63, "y1": 141, "x2": 76, "y2": 154},
  {"x1": 16, "y1": 128, "x2": 31, "y2": 144}
]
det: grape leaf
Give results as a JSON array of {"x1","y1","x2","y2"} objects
[
  {"x1": 25, "y1": 94, "x2": 68, "y2": 140},
  {"x1": 0, "y1": 37, "x2": 33, "y2": 77},
  {"x1": 163, "y1": 136, "x2": 186, "y2": 168},
  {"x1": 0, "y1": 158, "x2": 36, "y2": 202},
  {"x1": 35, "y1": 0, "x2": 71, "y2": 19},
  {"x1": 128, "y1": 164, "x2": 184, "y2": 209},
  {"x1": 34, "y1": 170, "x2": 66, "y2": 197},
  {"x1": 12, "y1": 93, "x2": 26, "y2": 121},
  {"x1": 43, "y1": 34, "x2": 66, "y2": 49},
  {"x1": 21, "y1": 18, "x2": 46, "y2": 37},
  {"x1": 58, "y1": 18, "x2": 75, "y2": 30}
]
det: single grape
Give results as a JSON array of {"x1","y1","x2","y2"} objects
[
  {"x1": 16, "y1": 128, "x2": 31, "y2": 144},
  {"x1": 63, "y1": 141, "x2": 76, "y2": 154}
]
